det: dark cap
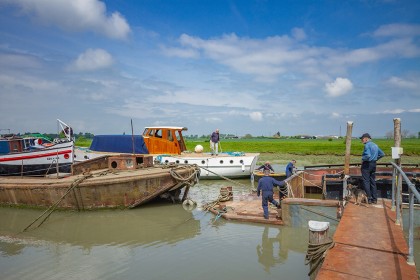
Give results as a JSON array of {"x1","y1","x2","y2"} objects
[{"x1": 359, "y1": 133, "x2": 371, "y2": 139}]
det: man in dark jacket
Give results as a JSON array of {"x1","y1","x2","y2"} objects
[
  {"x1": 256, "y1": 161, "x2": 275, "y2": 172},
  {"x1": 257, "y1": 170, "x2": 285, "y2": 219},
  {"x1": 210, "y1": 129, "x2": 220, "y2": 155}
]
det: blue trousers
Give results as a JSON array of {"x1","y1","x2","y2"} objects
[
  {"x1": 262, "y1": 192, "x2": 279, "y2": 219},
  {"x1": 361, "y1": 161, "x2": 377, "y2": 202}
]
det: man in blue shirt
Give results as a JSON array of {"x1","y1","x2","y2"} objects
[
  {"x1": 257, "y1": 170, "x2": 285, "y2": 219},
  {"x1": 360, "y1": 133, "x2": 385, "y2": 204},
  {"x1": 285, "y1": 160, "x2": 296, "y2": 178}
]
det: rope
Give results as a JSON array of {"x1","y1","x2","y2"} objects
[
  {"x1": 202, "y1": 190, "x2": 233, "y2": 212},
  {"x1": 305, "y1": 238, "x2": 335, "y2": 276},
  {"x1": 198, "y1": 166, "x2": 249, "y2": 188},
  {"x1": 169, "y1": 164, "x2": 200, "y2": 184},
  {"x1": 300, "y1": 206, "x2": 340, "y2": 222},
  {"x1": 22, "y1": 173, "x2": 92, "y2": 232}
]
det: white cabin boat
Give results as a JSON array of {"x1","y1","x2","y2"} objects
[{"x1": 75, "y1": 126, "x2": 259, "y2": 179}]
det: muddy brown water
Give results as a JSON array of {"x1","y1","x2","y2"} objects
[{"x1": 0, "y1": 179, "x2": 418, "y2": 279}]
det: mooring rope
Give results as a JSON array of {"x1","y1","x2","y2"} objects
[
  {"x1": 22, "y1": 173, "x2": 92, "y2": 232},
  {"x1": 198, "y1": 166, "x2": 249, "y2": 188},
  {"x1": 169, "y1": 164, "x2": 200, "y2": 184},
  {"x1": 300, "y1": 206, "x2": 340, "y2": 222},
  {"x1": 305, "y1": 237, "x2": 335, "y2": 276}
]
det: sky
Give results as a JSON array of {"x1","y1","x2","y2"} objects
[{"x1": 0, "y1": 0, "x2": 419, "y2": 138}]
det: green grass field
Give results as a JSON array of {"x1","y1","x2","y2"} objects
[
  {"x1": 75, "y1": 137, "x2": 420, "y2": 166},
  {"x1": 185, "y1": 138, "x2": 420, "y2": 155},
  {"x1": 185, "y1": 138, "x2": 420, "y2": 166}
]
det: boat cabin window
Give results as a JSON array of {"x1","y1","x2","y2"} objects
[
  {"x1": 168, "y1": 130, "x2": 174, "y2": 141},
  {"x1": 176, "y1": 131, "x2": 182, "y2": 141},
  {"x1": 154, "y1": 129, "x2": 162, "y2": 138}
]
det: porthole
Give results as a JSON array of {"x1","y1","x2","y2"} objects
[
  {"x1": 240, "y1": 160, "x2": 244, "y2": 164},
  {"x1": 111, "y1": 161, "x2": 118, "y2": 169},
  {"x1": 165, "y1": 160, "x2": 169, "y2": 163},
  {"x1": 220, "y1": 160, "x2": 224, "y2": 164},
  {"x1": 184, "y1": 160, "x2": 188, "y2": 164},
  {"x1": 201, "y1": 160, "x2": 205, "y2": 164},
  {"x1": 230, "y1": 160, "x2": 234, "y2": 164},
  {"x1": 176, "y1": 160, "x2": 180, "y2": 164}
]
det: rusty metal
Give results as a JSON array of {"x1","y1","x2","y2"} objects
[{"x1": 317, "y1": 200, "x2": 419, "y2": 279}]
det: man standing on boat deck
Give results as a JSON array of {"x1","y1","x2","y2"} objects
[
  {"x1": 257, "y1": 170, "x2": 285, "y2": 219},
  {"x1": 360, "y1": 133, "x2": 385, "y2": 204},
  {"x1": 285, "y1": 160, "x2": 296, "y2": 178},
  {"x1": 210, "y1": 129, "x2": 220, "y2": 156}
]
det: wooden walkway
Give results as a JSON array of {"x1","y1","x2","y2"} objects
[
  {"x1": 317, "y1": 199, "x2": 419, "y2": 280},
  {"x1": 208, "y1": 193, "x2": 284, "y2": 225}
]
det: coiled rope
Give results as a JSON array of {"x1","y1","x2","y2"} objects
[
  {"x1": 169, "y1": 164, "x2": 200, "y2": 185},
  {"x1": 305, "y1": 238, "x2": 335, "y2": 276},
  {"x1": 202, "y1": 188, "x2": 233, "y2": 212}
]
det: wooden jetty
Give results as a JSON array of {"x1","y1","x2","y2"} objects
[{"x1": 317, "y1": 199, "x2": 419, "y2": 280}]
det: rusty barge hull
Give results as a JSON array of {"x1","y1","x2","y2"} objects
[{"x1": 0, "y1": 166, "x2": 198, "y2": 210}]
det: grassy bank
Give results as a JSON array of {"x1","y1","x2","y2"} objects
[
  {"x1": 185, "y1": 138, "x2": 420, "y2": 166},
  {"x1": 75, "y1": 137, "x2": 420, "y2": 166}
]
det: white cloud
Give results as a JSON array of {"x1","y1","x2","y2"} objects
[
  {"x1": 373, "y1": 23, "x2": 420, "y2": 38},
  {"x1": 3, "y1": 0, "x2": 131, "y2": 40},
  {"x1": 382, "y1": 109, "x2": 405, "y2": 114},
  {"x1": 386, "y1": 76, "x2": 418, "y2": 90},
  {"x1": 163, "y1": 25, "x2": 420, "y2": 86},
  {"x1": 330, "y1": 112, "x2": 341, "y2": 118},
  {"x1": 69, "y1": 49, "x2": 114, "y2": 71},
  {"x1": 205, "y1": 117, "x2": 223, "y2": 123},
  {"x1": 249, "y1": 111, "x2": 263, "y2": 121},
  {"x1": 325, "y1": 77, "x2": 353, "y2": 97},
  {"x1": 382, "y1": 108, "x2": 420, "y2": 114}
]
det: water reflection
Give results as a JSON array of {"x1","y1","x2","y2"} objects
[
  {"x1": 0, "y1": 180, "x2": 314, "y2": 280},
  {"x1": 0, "y1": 203, "x2": 200, "y2": 252},
  {"x1": 257, "y1": 226, "x2": 285, "y2": 272}
]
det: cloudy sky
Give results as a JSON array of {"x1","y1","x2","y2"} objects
[{"x1": 0, "y1": 0, "x2": 419, "y2": 138}]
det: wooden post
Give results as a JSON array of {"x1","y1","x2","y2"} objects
[
  {"x1": 343, "y1": 121, "x2": 353, "y2": 201},
  {"x1": 308, "y1": 220, "x2": 330, "y2": 279},
  {"x1": 394, "y1": 118, "x2": 402, "y2": 225},
  {"x1": 309, "y1": 220, "x2": 330, "y2": 245},
  {"x1": 344, "y1": 121, "x2": 353, "y2": 176}
]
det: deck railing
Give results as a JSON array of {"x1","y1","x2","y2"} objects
[{"x1": 391, "y1": 162, "x2": 420, "y2": 265}]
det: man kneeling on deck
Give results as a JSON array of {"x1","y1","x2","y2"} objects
[{"x1": 257, "y1": 169, "x2": 285, "y2": 219}]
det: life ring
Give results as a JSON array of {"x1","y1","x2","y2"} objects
[{"x1": 182, "y1": 198, "x2": 197, "y2": 211}]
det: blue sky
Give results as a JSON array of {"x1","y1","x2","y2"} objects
[{"x1": 0, "y1": 0, "x2": 419, "y2": 138}]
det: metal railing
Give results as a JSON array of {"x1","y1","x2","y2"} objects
[{"x1": 391, "y1": 162, "x2": 420, "y2": 265}]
